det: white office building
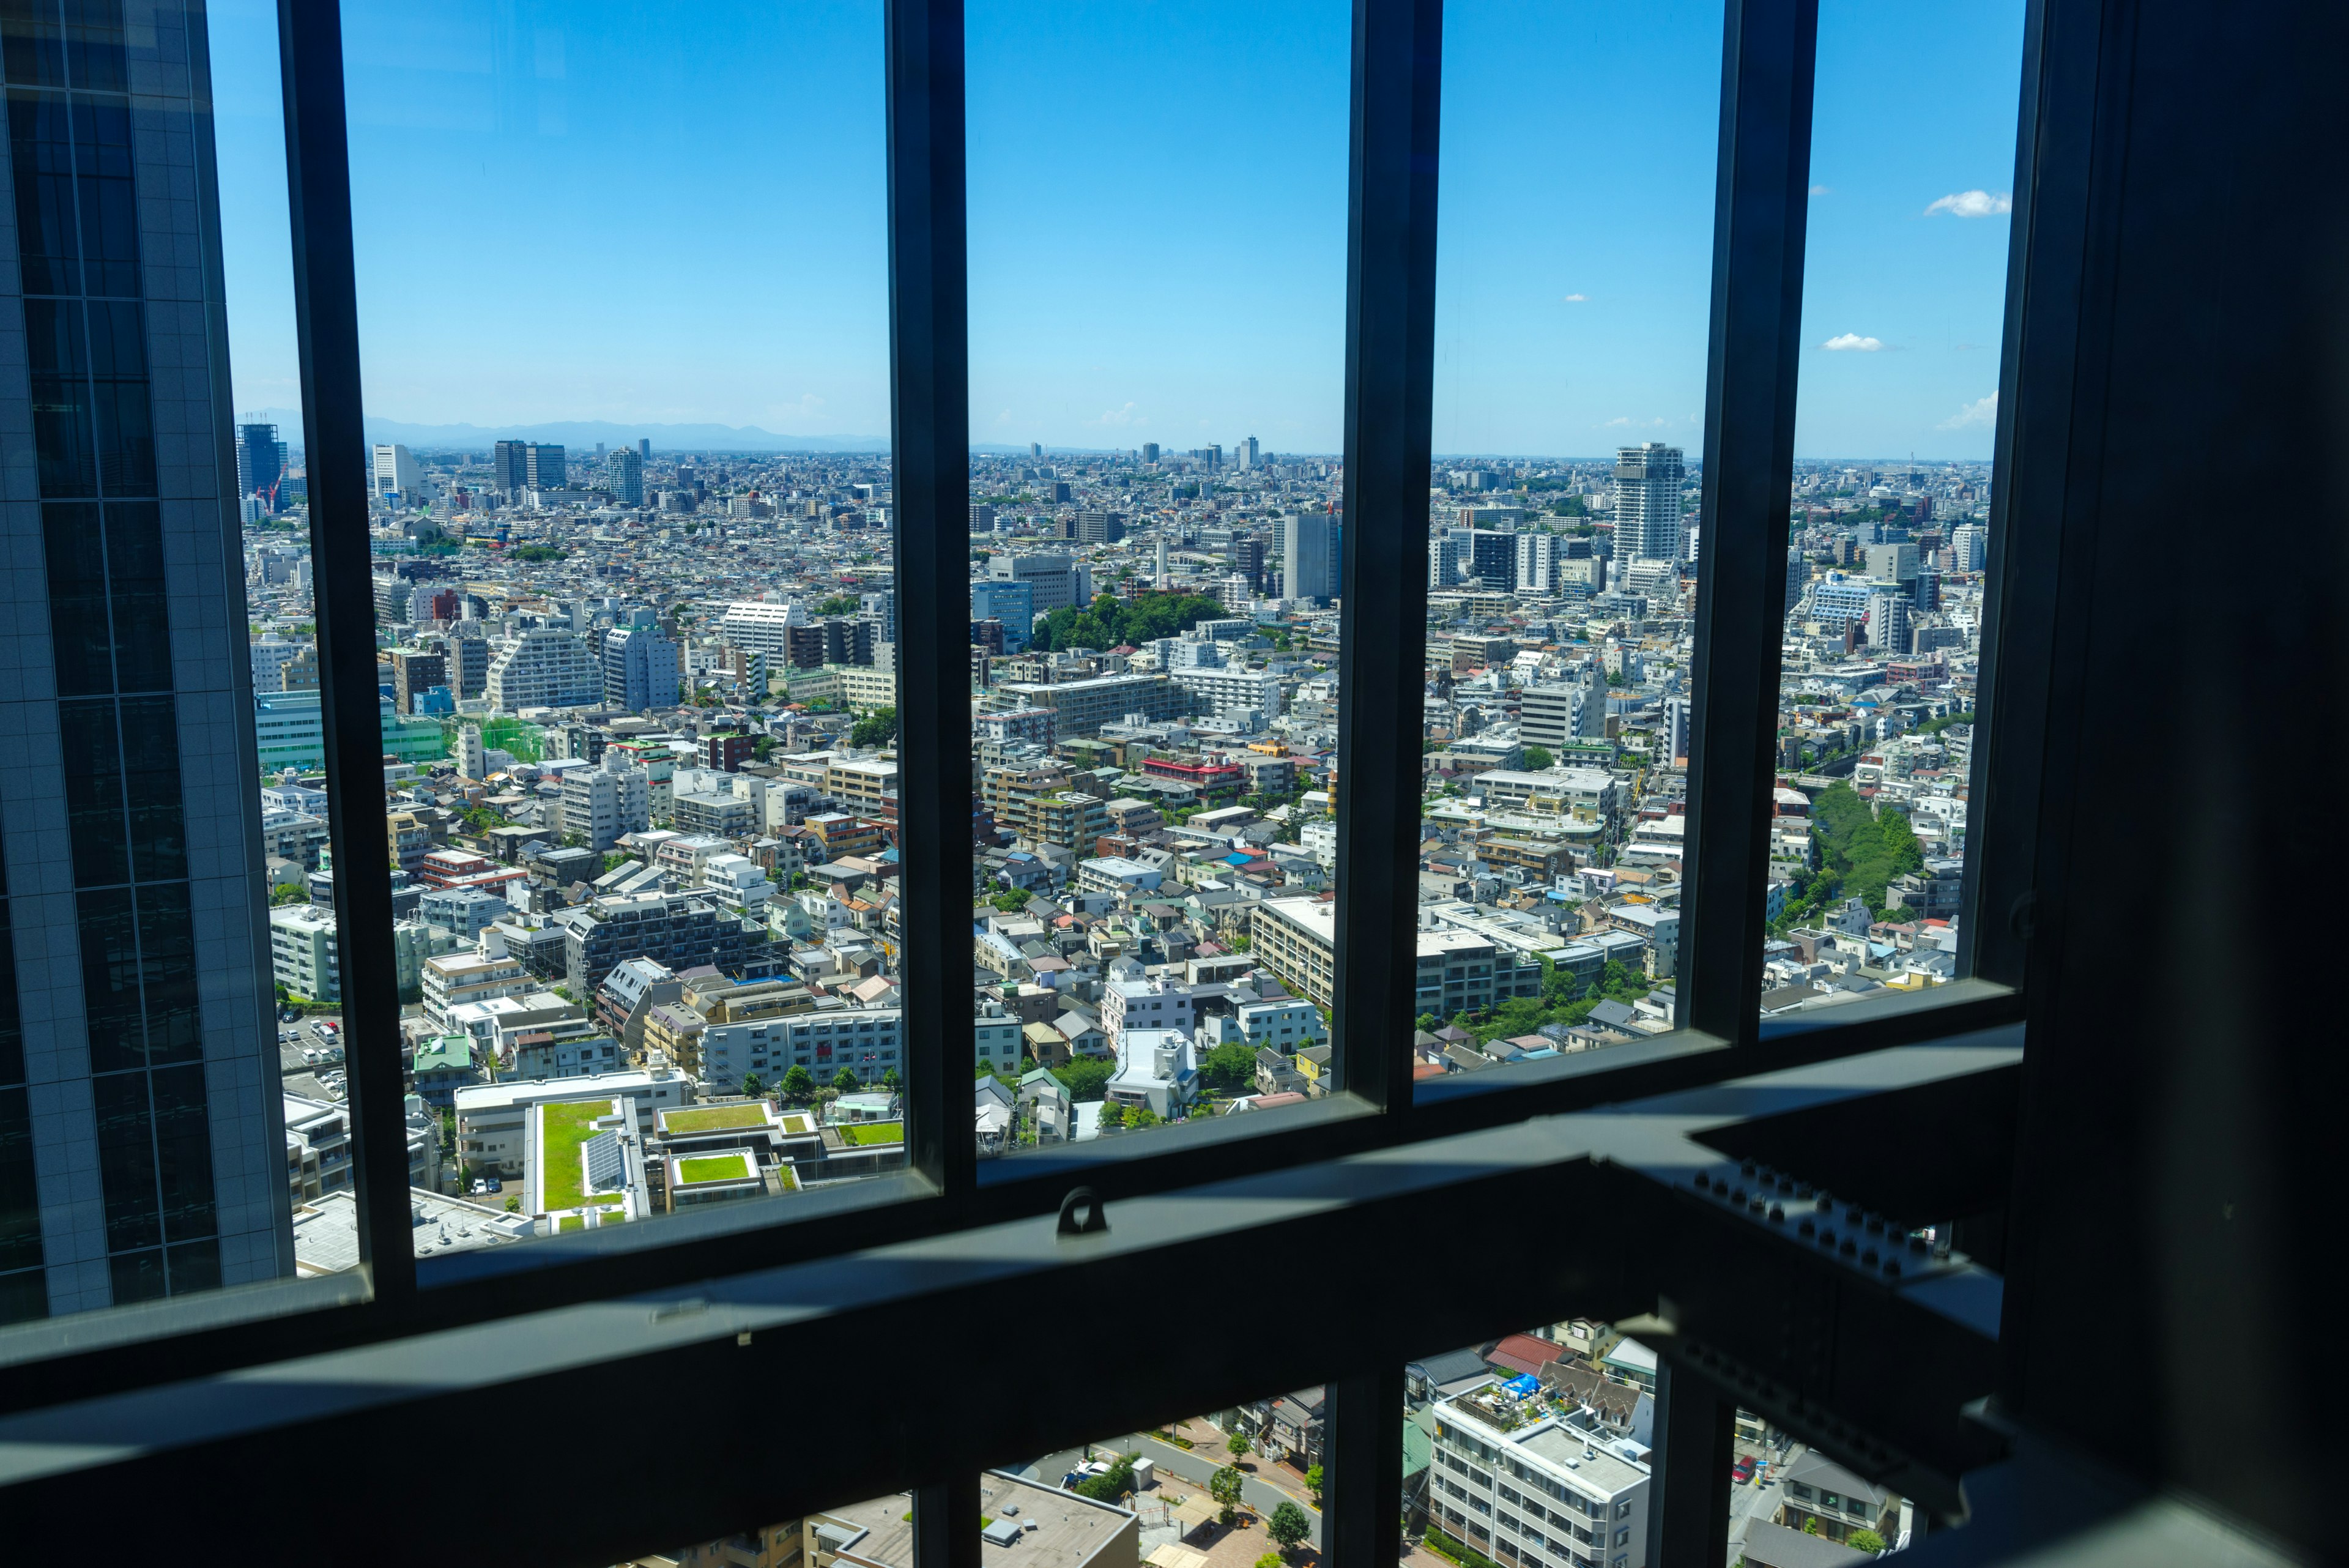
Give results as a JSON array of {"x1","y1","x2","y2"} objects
[
  {"x1": 1170, "y1": 664, "x2": 1283, "y2": 723},
  {"x1": 716, "y1": 599, "x2": 809, "y2": 658},
  {"x1": 562, "y1": 754, "x2": 652, "y2": 851},
  {"x1": 370, "y1": 442, "x2": 429, "y2": 501}
]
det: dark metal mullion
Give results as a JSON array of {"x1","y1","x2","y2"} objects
[
  {"x1": 1324, "y1": 1366, "x2": 1405, "y2": 1568},
  {"x1": 913, "y1": 1475, "x2": 979, "y2": 1568},
  {"x1": 1332, "y1": 0, "x2": 1442, "y2": 1112},
  {"x1": 274, "y1": 0, "x2": 413, "y2": 1298},
  {"x1": 1646, "y1": 1359, "x2": 1736, "y2": 1568},
  {"x1": 1677, "y1": 0, "x2": 1820, "y2": 1047},
  {"x1": 1958, "y1": 0, "x2": 2087, "y2": 988},
  {"x1": 883, "y1": 0, "x2": 971, "y2": 1206}
]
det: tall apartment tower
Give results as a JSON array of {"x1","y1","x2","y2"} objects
[
  {"x1": 1238, "y1": 435, "x2": 1260, "y2": 470},
  {"x1": 0, "y1": 1, "x2": 289, "y2": 1320},
  {"x1": 605, "y1": 447, "x2": 644, "y2": 507},
  {"x1": 1612, "y1": 442, "x2": 1685, "y2": 561}
]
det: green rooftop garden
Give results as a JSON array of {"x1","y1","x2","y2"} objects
[
  {"x1": 837, "y1": 1120, "x2": 904, "y2": 1147},
  {"x1": 540, "y1": 1098, "x2": 620, "y2": 1213},
  {"x1": 664, "y1": 1104, "x2": 770, "y2": 1135},
  {"x1": 677, "y1": 1153, "x2": 755, "y2": 1185},
  {"x1": 779, "y1": 1113, "x2": 813, "y2": 1134}
]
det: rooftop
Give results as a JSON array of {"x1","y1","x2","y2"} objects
[{"x1": 659, "y1": 1102, "x2": 771, "y2": 1135}]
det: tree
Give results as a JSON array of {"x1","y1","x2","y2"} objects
[
  {"x1": 1129, "y1": 1105, "x2": 1161, "y2": 1129},
  {"x1": 1414, "y1": 1012, "x2": 1439, "y2": 1033},
  {"x1": 815, "y1": 595, "x2": 859, "y2": 616},
  {"x1": 1848, "y1": 1529, "x2": 1887, "y2": 1553},
  {"x1": 503, "y1": 1195, "x2": 520, "y2": 1213},
  {"x1": 1802, "y1": 1517, "x2": 1822, "y2": 1536},
  {"x1": 741, "y1": 1072, "x2": 765, "y2": 1099},
  {"x1": 881, "y1": 1067, "x2": 902, "y2": 1091},
  {"x1": 1201, "y1": 1041, "x2": 1257, "y2": 1094},
  {"x1": 779, "y1": 1065, "x2": 817, "y2": 1104},
  {"x1": 1055, "y1": 1056, "x2": 1117, "y2": 1102},
  {"x1": 832, "y1": 1066, "x2": 861, "y2": 1093},
  {"x1": 850, "y1": 706, "x2": 899, "y2": 748},
  {"x1": 1258, "y1": 1556, "x2": 1285, "y2": 1568},
  {"x1": 1226, "y1": 1432, "x2": 1252, "y2": 1458},
  {"x1": 1074, "y1": 1453, "x2": 1139, "y2": 1502},
  {"x1": 270, "y1": 882, "x2": 307, "y2": 905},
  {"x1": 1266, "y1": 1502, "x2": 1310, "y2": 1552},
  {"x1": 1209, "y1": 1465, "x2": 1246, "y2": 1523},
  {"x1": 1099, "y1": 1102, "x2": 1128, "y2": 1129},
  {"x1": 1520, "y1": 745, "x2": 1554, "y2": 771},
  {"x1": 1303, "y1": 1464, "x2": 1324, "y2": 1507},
  {"x1": 990, "y1": 890, "x2": 1031, "y2": 913}
]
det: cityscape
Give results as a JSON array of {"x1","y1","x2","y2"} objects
[{"x1": 0, "y1": 8, "x2": 1994, "y2": 1564}]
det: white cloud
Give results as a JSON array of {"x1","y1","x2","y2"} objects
[
  {"x1": 993, "y1": 407, "x2": 1012, "y2": 425},
  {"x1": 1808, "y1": 184, "x2": 1833, "y2": 196},
  {"x1": 1094, "y1": 401, "x2": 1143, "y2": 427},
  {"x1": 1562, "y1": 292, "x2": 1589, "y2": 303},
  {"x1": 1601, "y1": 415, "x2": 1668, "y2": 429},
  {"x1": 1820, "y1": 333, "x2": 1885, "y2": 352},
  {"x1": 1938, "y1": 393, "x2": 1998, "y2": 430},
  {"x1": 1925, "y1": 189, "x2": 2013, "y2": 218}
]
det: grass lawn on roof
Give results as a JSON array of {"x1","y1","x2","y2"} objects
[
  {"x1": 540, "y1": 1099, "x2": 617, "y2": 1212},
  {"x1": 780, "y1": 1113, "x2": 812, "y2": 1134},
  {"x1": 839, "y1": 1120, "x2": 903, "y2": 1146},
  {"x1": 665, "y1": 1103, "x2": 768, "y2": 1134},
  {"x1": 677, "y1": 1153, "x2": 754, "y2": 1185}
]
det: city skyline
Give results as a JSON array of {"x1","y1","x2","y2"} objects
[{"x1": 206, "y1": 0, "x2": 2024, "y2": 463}]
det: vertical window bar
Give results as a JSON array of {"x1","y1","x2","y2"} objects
[
  {"x1": 1959, "y1": 0, "x2": 2073, "y2": 990},
  {"x1": 1677, "y1": 0, "x2": 1819, "y2": 1047},
  {"x1": 1646, "y1": 1359, "x2": 1737, "y2": 1568},
  {"x1": 274, "y1": 0, "x2": 414, "y2": 1299},
  {"x1": 1324, "y1": 1365, "x2": 1405, "y2": 1568},
  {"x1": 884, "y1": 0, "x2": 971, "y2": 1201},
  {"x1": 1332, "y1": 0, "x2": 1443, "y2": 1113},
  {"x1": 913, "y1": 1474, "x2": 979, "y2": 1568}
]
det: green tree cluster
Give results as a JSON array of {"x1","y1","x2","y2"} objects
[
  {"x1": 1807, "y1": 781, "x2": 1924, "y2": 916},
  {"x1": 778, "y1": 1065, "x2": 817, "y2": 1104},
  {"x1": 1209, "y1": 1465, "x2": 1246, "y2": 1523},
  {"x1": 850, "y1": 706, "x2": 899, "y2": 747},
  {"x1": 1266, "y1": 1502, "x2": 1311, "y2": 1552},
  {"x1": 1074, "y1": 1453, "x2": 1141, "y2": 1502},
  {"x1": 1520, "y1": 745, "x2": 1554, "y2": 771},
  {"x1": 1055, "y1": 1057, "x2": 1116, "y2": 1102},
  {"x1": 989, "y1": 889, "x2": 1031, "y2": 913},
  {"x1": 1030, "y1": 591, "x2": 1226, "y2": 653},
  {"x1": 1200, "y1": 1040, "x2": 1258, "y2": 1094},
  {"x1": 815, "y1": 595, "x2": 860, "y2": 616}
]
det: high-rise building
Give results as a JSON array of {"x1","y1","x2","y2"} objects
[
  {"x1": 1515, "y1": 532, "x2": 1559, "y2": 595},
  {"x1": 601, "y1": 614, "x2": 679, "y2": 712},
  {"x1": 1464, "y1": 529, "x2": 1517, "y2": 590},
  {"x1": 236, "y1": 422, "x2": 283, "y2": 505},
  {"x1": 1946, "y1": 522, "x2": 1987, "y2": 573},
  {"x1": 370, "y1": 442, "x2": 425, "y2": 500},
  {"x1": 968, "y1": 502, "x2": 996, "y2": 533},
  {"x1": 1238, "y1": 435, "x2": 1260, "y2": 470},
  {"x1": 492, "y1": 439, "x2": 529, "y2": 494},
  {"x1": 637, "y1": 437, "x2": 651, "y2": 461},
  {"x1": 485, "y1": 628, "x2": 602, "y2": 711},
  {"x1": 1282, "y1": 512, "x2": 1335, "y2": 603},
  {"x1": 1029, "y1": 442, "x2": 1042, "y2": 458},
  {"x1": 0, "y1": 17, "x2": 288, "y2": 1318},
  {"x1": 1141, "y1": 442, "x2": 1159, "y2": 464},
  {"x1": 525, "y1": 443, "x2": 565, "y2": 490},
  {"x1": 985, "y1": 552, "x2": 1086, "y2": 613},
  {"x1": 1612, "y1": 442, "x2": 1685, "y2": 561},
  {"x1": 388, "y1": 648, "x2": 447, "y2": 715},
  {"x1": 605, "y1": 447, "x2": 644, "y2": 507}
]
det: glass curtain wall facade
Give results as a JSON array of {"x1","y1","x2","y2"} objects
[{"x1": 0, "y1": 0, "x2": 283, "y2": 1318}]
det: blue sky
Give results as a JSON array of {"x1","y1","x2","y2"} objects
[{"x1": 207, "y1": 0, "x2": 2022, "y2": 460}]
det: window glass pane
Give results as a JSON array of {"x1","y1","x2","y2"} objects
[
  {"x1": 326, "y1": 0, "x2": 900, "y2": 1268},
  {"x1": 1757, "y1": 1, "x2": 2023, "y2": 1018},
  {"x1": 1412, "y1": 1323, "x2": 1657, "y2": 1568},
  {"x1": 967, "y1": 0, "x2": 1349, "y2": 1153},
  {"x1": 1412, "y1": 2, "x2": 1721, "y2": 1090}
]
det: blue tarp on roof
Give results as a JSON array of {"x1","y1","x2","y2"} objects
[
  {"x1": 1504, "y1": 1373, "x2": 1542, "y2": 1397},
  {"x1": 1223, "y1": 853, "x2": 1252, "y2": 866}
]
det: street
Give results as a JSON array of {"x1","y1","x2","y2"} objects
[
  {"x1": 1727, "y1": 1440, "x2": 1803, "y2": 1553},
  {"x1": 1020, "y1": 1430, "x2": 1323, "y2": 1551}
]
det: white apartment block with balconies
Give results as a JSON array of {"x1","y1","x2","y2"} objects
[
  {"x1": 486, "y1": 626, "x2": 603, "y2": 712},
  {"x1": 1428, "y1": 1390, "x2": 1649, "y2": 1568}
]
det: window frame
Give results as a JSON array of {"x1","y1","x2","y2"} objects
[{"x1": 0, "y1": 0, "x2": 2075, "y2": 1560}]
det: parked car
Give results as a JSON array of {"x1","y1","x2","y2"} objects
[{"x1": 1731, "y1": 1457, "x2": 1757, "y2": 1484}]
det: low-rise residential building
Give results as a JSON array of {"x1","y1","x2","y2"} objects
[
  {"x1": 454, "y1": 1068, "x2": 696, "y2": 1179},
  {"x1": 1428, "y1": 1386, "x2": 1650, "y2": 1568}
]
